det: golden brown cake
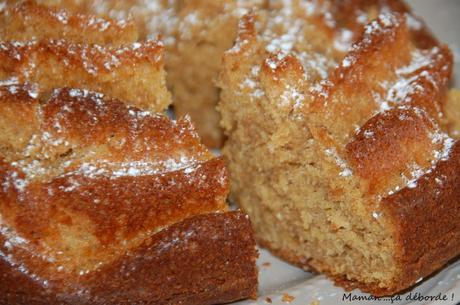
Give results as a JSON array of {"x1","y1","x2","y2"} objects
[
  {"x1": 218, "y1": 0, "x2": 460, "y2": 296},
  {"x1": 0, "y1": 0, "x2": 171, "y2": 113},
  {"x1": 0, "y1": 84, "x2": 258, "y2": 305},
  {"x1": 0, "y1": 2, "x2": 258, "y2": 304},
  {"x1": 32, "y1": 0, "x2": 266, "y2": 147}
]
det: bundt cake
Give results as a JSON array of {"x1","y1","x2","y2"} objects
[
  {"x1": 218, "y1": 0, "x2": 460, "y2": 296},
  {"x1": 0, "y1": 2, "x2": 258, "y2": 304},
  {"x1": 31, "y1": 0, "x2": 266, "y2": 147}
]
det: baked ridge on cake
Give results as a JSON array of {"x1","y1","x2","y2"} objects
[
  {"x1": 0, "y1": 0, "x2": 139, "y2": 45},
  {"x1": 218, "y1": 0, "x2": 460, "y2": 296},
  {"x1": 0, "y1": 0, "x2": 171, "y2": 113},
  {"x1": 0, "y1": 84, "x2": 258, "y2": 305}
]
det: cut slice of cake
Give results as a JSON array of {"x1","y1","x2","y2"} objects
[
  {"x1": 0, "y1": 84, "x2": 258, "y2": 304},
  {"x1": 218, "y1": 2, "x2": 460, "y2": 296}
]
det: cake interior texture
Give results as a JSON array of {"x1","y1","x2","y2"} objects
[{"x1": 218, "y1": 0, "x2": 460, "y2": 296}]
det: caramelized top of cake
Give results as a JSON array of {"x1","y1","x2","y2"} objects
[
  {"x1": 222, "y1": 0, "x2": 455, "y2": 200},
  {"x1": 0, "y1": 84, "x2": 228, "y2": 279}
]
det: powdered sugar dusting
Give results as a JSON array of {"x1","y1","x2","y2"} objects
[
  {"x1": 384, "y1": 129, "x2": 454, "y2": 196},
  {"x1": 261, "y1": 2, "x2": 340, "y2": 80},
  {"x1": 92, "y1": 0, "x2": 176, "y2": 44},
  {"x1": 338, "y1": 13, "x2": 400, "y2": 75},
  {"x1": 238, "y1": 64, "x2": 265, "y2": 100},
  {"x1": 280, "y1": 85, "x2": 305, "y2": 108},
  {"x1": 70, "y1": 157, "x2": 200, "y2": 180},
  {"x1": 0, "y1": 86, "x2": 214, "y2": 195},
  {"x1": 0, "y1": 79, "x2": 39, "y2": 98},
  {"x1": 324, "y1": 148, "x2": 353, "y2": 178},
  {"x1": 387, "y1": 48, "x2": 442, "y2": 109},
  {"x1": 334, "y1": 29, "x2": 354, "y2": 52},
  {"x1": 250, "y1": 4, "x2": 410, "y2": 109}
]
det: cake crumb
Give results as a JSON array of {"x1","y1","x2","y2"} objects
[
  {"x1": 265, "y1": 297, "x2": 273, "y2": 303},
  {"x1": 262, "y1": 262, "x2": 271, "y2": 268},
  {"x1": 282, "y1": 293, "x2": 295, "y2": 303},
  {"x1": 310, "y1": 300, "x2": 320, "y2": 305}
]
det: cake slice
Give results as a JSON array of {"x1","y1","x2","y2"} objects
[
  {"x1": 0, "y1": 84, "x2": 258, "y2": 304},
  {"x1": 218, "y1": 3, "x2": 459, "y2": 296}
]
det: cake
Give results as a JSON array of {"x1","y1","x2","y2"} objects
[
  {"x1": 32, "y1": 0, "x2": 266, "y2": 147},
  {"x1": 218, "y1": 0, "x2": 460, "y2": 296},
  {"x1": 0, "y1": 0, "x2": 171, "y2": 113},
  {"x1": 0, "y1": 85, "x2": 257, "y2": 304},
  {"x1": 0, "y1": 2, "x2": 258, "y2": 304}
]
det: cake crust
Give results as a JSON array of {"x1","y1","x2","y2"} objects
[
  {"x1": 0, "y1": 211, "x2": 258, "y2": 305},
  {"x1": 0, "y1": 2, "x2": 259, "y2": 303}
]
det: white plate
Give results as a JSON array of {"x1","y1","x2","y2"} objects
[{"x1": 233, "y1": 1, "x2": 460, "y2": 304}]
